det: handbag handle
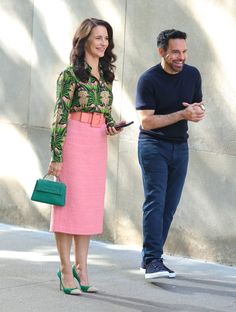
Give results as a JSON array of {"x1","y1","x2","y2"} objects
[{"x1": 43, "y1": 174, "x2": 62, "y2": 182}]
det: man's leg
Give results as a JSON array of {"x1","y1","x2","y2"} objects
[
  {"x1": 162, "y1": 142, "x2": 189, "y2": 245},
  {"x1": 138, "y1": 138, "x2": 172, "y2": 278}
]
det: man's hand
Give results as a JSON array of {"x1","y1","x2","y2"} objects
[{"x1": 182, "y1": 102, "x2": 205, "y2": 122}]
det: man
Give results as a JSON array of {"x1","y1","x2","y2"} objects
[{"x1": 136, "y1": 29, "x2": 205, "y2": 280}]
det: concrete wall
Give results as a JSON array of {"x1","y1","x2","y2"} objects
[{"x1": 0, "y1": 0, "x2": 236, "y2": 265}]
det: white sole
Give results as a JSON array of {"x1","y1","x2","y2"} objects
[
  {"x1": 168, "y1": 272, "x2": 176, "y2": 278},
  {"x1": 141, "y1": 267, "x2": 176, "y2": 278},
  {"x1": 145, "y1": 271, "x2": 169, "y2": 279}
]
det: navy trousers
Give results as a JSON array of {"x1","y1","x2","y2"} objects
[{"x1": 138, "y1": 136, "x2": 189, "y2": 264}]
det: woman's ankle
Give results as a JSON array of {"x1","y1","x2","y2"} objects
[
  {"x1": 74, "y1": 263, "x2": 89, "y2": 285},
  {"x1": 78, "y1": 271, "x2": 89, "y2": 285},
  {"x1": 60, "y1": 264, "x2": 72, "y2": 274}
]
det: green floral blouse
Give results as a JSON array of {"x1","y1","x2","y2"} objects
[{"x1": 50, "y1": 65, "x2": 115, "y2": 162}]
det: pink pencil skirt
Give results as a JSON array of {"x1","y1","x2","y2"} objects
[{"x1": 50, "y1": 119, "x2": 107, "y2": 235}]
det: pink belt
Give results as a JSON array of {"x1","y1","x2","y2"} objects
[{"x1": 69, "y1": 112, "x2": 105, "y2": 128}]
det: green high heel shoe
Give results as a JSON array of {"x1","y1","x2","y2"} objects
[
  {"x1": 72, "y1": 264, "x2": 98, "y2": 293},
  {"x1": 57, "y1": 270, "x2": 82, "y2": 295}
]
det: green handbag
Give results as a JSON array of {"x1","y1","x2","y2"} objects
[{"x1": 31, "y1": 175, "x2": 66, "y2": 206}]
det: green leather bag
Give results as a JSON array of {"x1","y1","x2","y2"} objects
[{"x1": 31, "y1": 175, "x2": 66, "y2": 206}]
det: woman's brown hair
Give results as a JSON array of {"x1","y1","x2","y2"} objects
[{"x1": 70, "y1": 18, "x2": 116, "y2": 83}]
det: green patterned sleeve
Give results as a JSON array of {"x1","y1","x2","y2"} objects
[
  {"x1": 50, "y1": 69, "x2": 76, "y2": 162},
  {"x1": 102, "y1": 83, "x2": 116, "y2": 127},
  {"x1": 104, "y1": 106, "x2": 116, "y2": 127}
]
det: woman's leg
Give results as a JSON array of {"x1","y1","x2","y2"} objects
[
  {"x1": 55, "y1": 232, "x2": 77, "y2": 288},
  {"x1": 73, "y1": 235, "x2": 90, "y2": 285}
]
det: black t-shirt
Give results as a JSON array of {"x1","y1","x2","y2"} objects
[{"x1": 135, "y1": 63, "x2": 202, "y2": 142}]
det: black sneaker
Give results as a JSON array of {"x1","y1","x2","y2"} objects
[
  {"x1": 140, "y1": 260, "x2": 146, "y2": 273},
  {"x1": 145, "y1": 259, "x2": 169, "y2": 279},
  {"x1": 141, "y1": 259, "x2": 176, "y2": 278},
  {"x1": 160, "y1": 259, "x2": 176, "y2": 278}
]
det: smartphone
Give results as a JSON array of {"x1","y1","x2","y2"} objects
[{"x1": 115, "y1": 121, "x2": 134, "y2": 130}]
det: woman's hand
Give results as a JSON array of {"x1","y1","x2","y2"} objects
[
  {"x1": 48, "y1": 162, "x2": 63, "y2": 177},
  {"x1": 106, "y1": 121, "x2": 126, "y2": 136}
]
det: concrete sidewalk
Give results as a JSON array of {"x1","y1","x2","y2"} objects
[{"x1": 0, "y1": 223, "x2": 235, "y2": 312}]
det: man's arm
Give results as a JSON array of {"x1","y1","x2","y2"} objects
[{"x1": 138, "y1": 102, "x2": 205, "y2": 130}]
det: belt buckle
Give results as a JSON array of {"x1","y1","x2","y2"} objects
[
  {"x1": 80, "y1": 112, "x2": 90, "y2": 123},
  {"x1": 91, "y1": 113, "x2": 102, "y2": 127}
]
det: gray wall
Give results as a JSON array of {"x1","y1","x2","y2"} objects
[{"x1": 0, "y1": 0, "x2": 236, "y2": 265}]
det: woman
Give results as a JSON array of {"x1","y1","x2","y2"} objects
[{"x1": 48, "y1": 18, "x2": 122, "y2": 295}]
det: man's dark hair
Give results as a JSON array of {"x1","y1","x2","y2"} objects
[{"x1": 157, "y1": 29, "x2": 187, "y2": 51}]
